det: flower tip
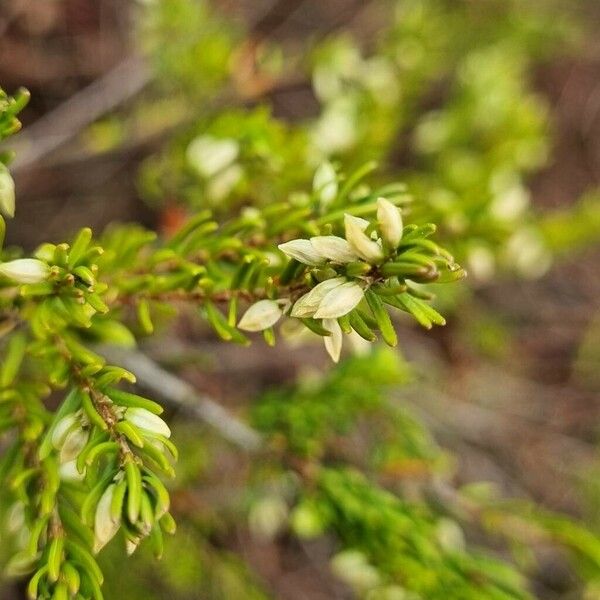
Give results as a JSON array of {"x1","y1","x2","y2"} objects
[
  {"x1": 313, "y1": 161, "x2": 338, "y2": 207},
  {"x1": 343, "y1": 215, "x2": 384, "y2": 264},
  {"x1": 376, "y1": 196, "x2": 403, "y2": 247}
]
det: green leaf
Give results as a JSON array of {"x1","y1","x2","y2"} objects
[
  {"x1": 365, "y1": 290, "x2": 397, "y2": 346},
  {"x1": 0, "y1": 331, "x2": 27, "y2": 387}
]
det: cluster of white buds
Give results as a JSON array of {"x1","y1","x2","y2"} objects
[
  {"x1": 278, "y1": 197, "x2": 402, "y2": 268},
  {"x1": 237, "y1": 198, "x2": 406, "y2": 361},
  {"x1": 93, "y1": 464, "x2": 173, "y2": 555},
  {"x1": 92, "y1": 405, "x2": 173, "y2": 554},
  {"x1": 279, "y1": 198, "x2": 404, "y2": 361}
]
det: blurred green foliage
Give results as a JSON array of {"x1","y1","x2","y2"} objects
[{"x1": 134, "y1": 0, "x2": 600, "y2": 283}]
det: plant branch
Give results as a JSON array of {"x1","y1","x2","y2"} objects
[
  {"x1": 3, "y1": 56, "x2": 150, "y2": 174},
  {"x1": 96, "y1": 345, "x2": 263, "y2": 453}
]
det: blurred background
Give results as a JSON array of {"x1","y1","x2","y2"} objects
[{"x1": 1, "y1": 0, "x2": 600, "y2": 598}]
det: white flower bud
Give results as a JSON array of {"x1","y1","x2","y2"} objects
[
  {"x1": 503, "y1": 229, "x2": 551, "y2": 279},
  {"x1": 291, "y1": 277, "x2": 346, "y2": 318},
  {"x1": 7, "y1": 503, "x2": 25, "y2": 535},
  {"x1": 125, "y1": 537, "x2": 141, "y2": 556},
  {"x1": 347, "y1": 215, "x2": 369, "y2": 229},
  {"x1": 5, "y1": 551, "x2": 38, "y2": 578},
  {"x1": 322, "y1": 318, "x2": 342, "y2": 363},
  {"x1": 0, "y1": 164, "x2": 15, "y2": 218},
  {"x1": 94, "y1": 484, "x2": 120, "y2": 553},
  {"x1": 51, "y1": 413, "x2": 79, "y2": 450},
  {"x1": 344, "y1": 214, "x2": 383, "y2": 263},
  {"x1": 436, "y1": 518, "x2": 466, "y2": 552},
  {"x1": 125, "y1": 407, "x2": 171, "y2": 438},
  {"x1": 59, "y1": 460, "x2": 86, "y2": 482},
  {"x1": 310, "y1": 236, "x2": 358, "y2": 263},
  {"x1": 278, "y1": 239, "x2": 325, "y2": 266},
  {"x1": 238, "y1": 299, "x2": 283, "y2": 332},
  {"x1": 376, "y1": 197, "x2": 403, "y2": 247},
  {"x1": 489, "y1": 185, "x2": 529, "y2": 221},
  {"x1": 311, "y1": 100, "x2": 357, "y2": 154},
  {"x1": 313, "y1": 161, "x2": 338, "y2": 207},
  {"x1": 60, "y1": 428, "x2": 89, "y2": 463},
  {"x1": 313, "y1": 281, "x2": 364, "y2": 319},
  {"x1": 0, "y1": 259, "x2": 50, "y2": 284},
  {"x1": 206, "y1": 163, "x2": 243, "y2": 201},
  {"x1": 186, "y1": 135, "x2": 239, "y2": 178},
  {"x1": 330, "y1": 550, "x2": 381, "y2": 591}
]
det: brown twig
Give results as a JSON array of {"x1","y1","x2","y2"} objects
[
  {"x1": 96, "y1": 345, "x2": 263, "y2": 452},
  {"x1": 3, "y1": 56, "x2": 150, "y2": 174}
]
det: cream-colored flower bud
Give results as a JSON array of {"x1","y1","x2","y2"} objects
[
  {"x1": 376, "y1": 197, "x2": 403, "y2": 247},
  {"x1": 125, "y1": 537, "x2": 141, "y2": 556},
  {"x1": 291, "y1": 277, "x2": 346, "y2": 318},
  {"x1": 94, "y1": 484, "x2": 120, "y2": 553},
  {"x1": 59, "y1": 428, "x2": 89, "y2": 463},
  {"x1": 238, "y1": 299, "x2": 283, "y2": 332},
  {"x1": 347, "y1": 215, "x2": 369, "y2": 229},
  {"x1": 6, "y1": 503, "x2": 25, "y2": 535},
  {"x1": 0, "y1": 165, "x2": 15, "y2": 218},
  {"x1": 313, "y1": 281, "x2": 364, "y2": 319},
  {"x1": 125, "y1": 407, "x2": 171, "y2": 438},
  {"x1": 0, "y1": 259, "x2": 50, "y2": 284},
  {"x1": 310, "y1": 236, "x2": 358, "y2": 263},
  {"x1": 278, "y1": 239, "x2": 325, "y2": 266},
  {"x1": 51, "y1": 413, "x2": 79, "y2": 450},
  {"x1": 59, "y1": 460, "x2": 86, "y2": 482},
  {"x1": 313, "y1": 161, "x2": 338, "y2": 207},
  {"x1": 436, "y1": 518, "x2": 466, "y2": 552},
  {"x1": 186, "y1": 135, "x2": 239, "y2": 178},
  {"x1": 344, "y1": 215, "x2": 383, "y2": 263},
  {"x1": 322, "y1": 318, "x2": 342, "y2": 363},
  {"x1": 330, "y1": 550, "x2": 381, "y2": 591},
  {"x1": 503, "y1": 229, "x2": 551, "y2": 279}
]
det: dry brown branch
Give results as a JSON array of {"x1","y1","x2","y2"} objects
[
  {"x1": 96, "y1": 344, "x2": 263, "y2": 452},
  {"x1": 3, "y1": 56, "x2": 150, "y2": 174}
]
